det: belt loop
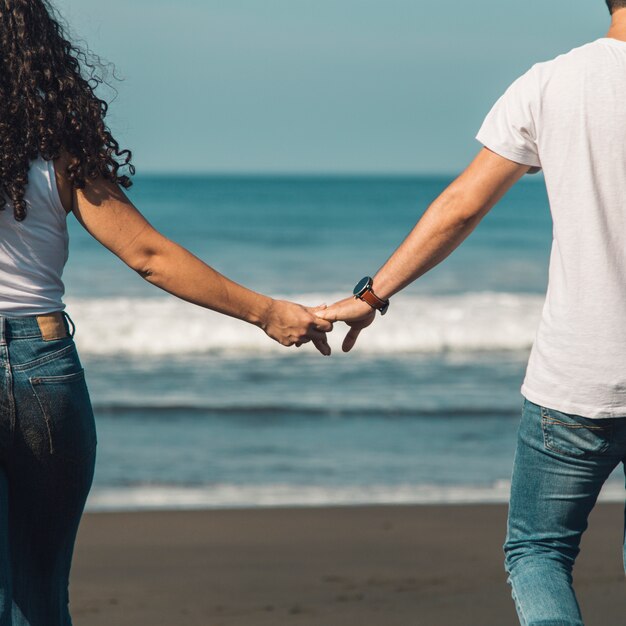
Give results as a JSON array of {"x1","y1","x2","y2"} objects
[
  {"x1": 62, "y1": 311, "x2": 76, "y2": 338},
  {"x1": 0, "y1": 316, "x2": 5, "y2": 346}
]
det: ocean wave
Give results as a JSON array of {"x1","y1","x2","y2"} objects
[
  {"x1": 85, "y1": 480, "x2": 624, "y2": 511},
  {"x1": 65, "y1": 291, "x2": 543, "y2": 357}
]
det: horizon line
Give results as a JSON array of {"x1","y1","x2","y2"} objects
[{"x1": 130, "y1": 169, "x2": 544, "y2": 180}]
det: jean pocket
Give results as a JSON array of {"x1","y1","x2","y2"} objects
[
  {"x1": 28, "y1": 369, "x2": 97, "y2": 462},
  {"x1": 540, "y1": 405, "x2": 613, "y2": 459}
]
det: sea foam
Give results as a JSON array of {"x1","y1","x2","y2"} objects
[
  {"x1": 65, "y1": 291, "x2": 544, "y2": 357},
  {"x1": 85, "y1": 479, "x2": 624, "y2": 512}
]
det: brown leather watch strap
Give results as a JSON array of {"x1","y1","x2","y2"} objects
[{"x1": 359, "y1": 288, "x2": 388, "y2": 310}]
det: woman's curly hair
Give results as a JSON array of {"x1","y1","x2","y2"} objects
[{"x1": 0, "y1": 0, "x2": 134, "y2": 220}]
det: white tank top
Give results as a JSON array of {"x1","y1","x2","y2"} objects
[{"x1": 0, "y1": 156, "x2": 69, "y2": 315}]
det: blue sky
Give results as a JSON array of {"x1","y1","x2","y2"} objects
[{"x1": 57, "y1": 1, "x2": 608, "y2": 174}]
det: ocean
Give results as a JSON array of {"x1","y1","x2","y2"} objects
[{"x1": 61, "y1": 175, "x2": 625, "y2": 511}]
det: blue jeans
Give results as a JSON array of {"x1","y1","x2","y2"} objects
[
  {"x1": 0, "y1": 312, "x2": 96, "y2": 625},
  {"x1": 505, "y1": 397, "x2": 626, "y2": 626}
]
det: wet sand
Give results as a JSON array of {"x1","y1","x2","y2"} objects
[{"x1": 70, "y1": 503, "x2": 625, "y2": 625}]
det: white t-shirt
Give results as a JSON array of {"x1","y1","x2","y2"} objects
[{"x1": 476, "y1": 38, "x2": 626, "y2": 419}]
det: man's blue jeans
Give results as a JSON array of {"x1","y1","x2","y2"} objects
[{"x1": 505, "y1": 398, "x2": 626, "y2": 626}]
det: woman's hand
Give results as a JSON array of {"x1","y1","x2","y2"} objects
[
  {"x1": 260, "y1": 300, "x2": 334, "y2": 355},
  {"x1": 315, "y1": 297, "x2": 376, "y2": 352}
]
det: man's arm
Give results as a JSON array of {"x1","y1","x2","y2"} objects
[{"x1": 320, "y1": 148, "x2": 532, "y2": 351}]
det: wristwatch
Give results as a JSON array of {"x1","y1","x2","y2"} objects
[{"x1": 353, "y1": 276, "x2": 390, "y2": 315}]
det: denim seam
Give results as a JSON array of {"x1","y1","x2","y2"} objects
[
  {"x1": 11, "y1": 342, "x2": 75, "y2": 372},
  {"x1": 539, "y1": 406, "x2": 613, "y2": 429},
  {"x1": 542, "y1": 418, "x2": 609, "y2": 430},
  {"x1": 28, "y1": 379, "x2": 54, "y2": 455},
  {"x1": 30, "y1": 369, "x2": 85, "y2": 385},
  {"x1": 1, "y1": 343, "x2": 15, "y2": 443},
  {"x1": 509, "y1": 580, "x2": 528, "y2": 626}
]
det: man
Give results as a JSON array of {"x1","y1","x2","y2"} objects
[{"x1": 319, "y1": 3, "x2": 626, "y2": 624}]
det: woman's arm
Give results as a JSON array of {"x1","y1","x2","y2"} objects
[
  {"x1": 54, "y1": 155, "x2": 332, "y2": 354},
  {"x1": 319, "y1": 148, "x2": 532, "y2": 351}
]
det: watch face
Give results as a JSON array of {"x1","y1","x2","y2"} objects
[{"x1": 353, "y1": 276, "x2": 372, "y2": 297}]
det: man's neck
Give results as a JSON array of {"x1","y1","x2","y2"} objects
[{"x1": 607, "y1": 8, "x2": 626, "y2": 41}]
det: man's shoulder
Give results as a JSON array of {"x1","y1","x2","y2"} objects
[{"x1": 531, "y1": 39, "x2": 606, "y2": 76}]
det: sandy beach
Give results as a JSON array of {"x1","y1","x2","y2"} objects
[{"x1": 70, "y1": 502, "x2": 624, "y2": 625}]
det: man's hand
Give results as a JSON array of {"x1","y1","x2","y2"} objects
[
  {"x1": 316, "y1": 297, "x2": 376, "y2": 352},
  {"x1": 260, "y1": 300, "x2": 333, "y2": 355}
]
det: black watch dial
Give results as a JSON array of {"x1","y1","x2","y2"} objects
[{"x1": 353, "y1": 276, "x2": 373, "y2": 297}]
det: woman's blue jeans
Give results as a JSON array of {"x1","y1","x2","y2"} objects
[
  {"x1": 505, "y1": 398, "x2": 626, "y2": 626},
  {"x1": 0, "y1": 312, "x2": 96, "y2": 625}
]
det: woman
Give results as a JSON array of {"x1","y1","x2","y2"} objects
[{"x1": 0, "y1": 1, "x2": 331, "y2": 623}]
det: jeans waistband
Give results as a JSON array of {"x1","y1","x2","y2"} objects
[{"x1": 0, "y1": 310, "x2": 75, "y2": 342}]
